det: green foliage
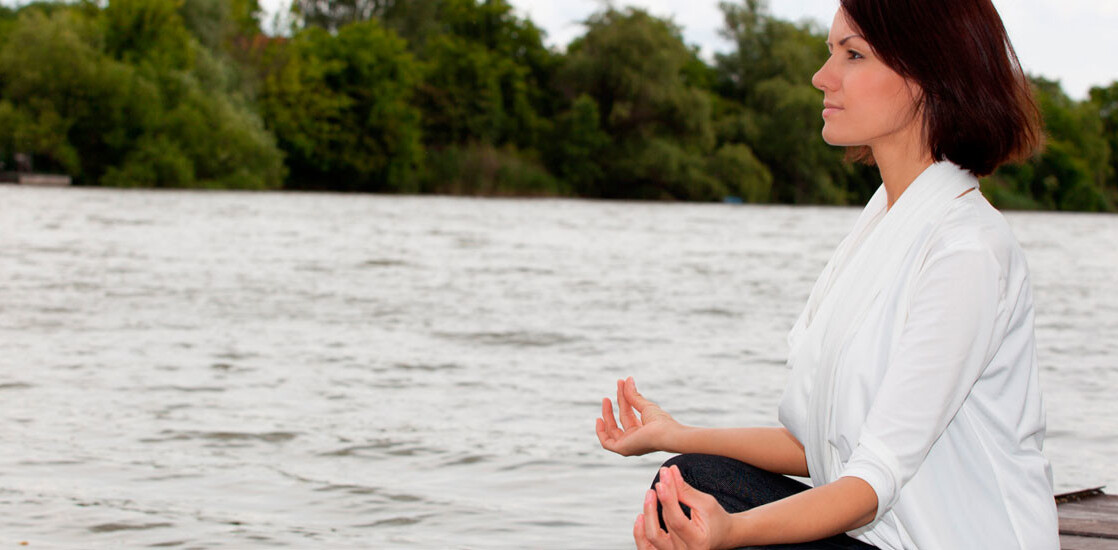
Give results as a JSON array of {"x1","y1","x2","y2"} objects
[
  {"x1": 0, "y1": 0, "x2": 1112, "y2": 208},
  {"x1": 544, "y1": 94, "x2": 608, "y2": 196},
  {"x1": 714, "y1": 0, "x2": 826, "y2": 103},
  {"x1": 293, "y1": 0, "x2": 391, "y2": 32},
  {"x1": 557, "y1": 7, "x2": 718, "y2": 199},
  {"x1": 990, "y1": 77, "x2": 1113, "y2": 212},
  {"x1": 415, "y1": 34, "x2": 511, "y2": 146},
  {"x1": 178, "y1": 0, "x2": 264, "y2": 50},
  {"x1": 103, "y1": 0, "x2": 195, "y2": 70},
  {"x1": 398, "y1": 0, "x2": 558, "y2": 151},
  {"x1": 229, "y1": 0, "x2": 262, "y2": 36},
  {"x1": 101, "y1": 134, "x2": 195, "y2": 188},
  {"x1": 1089, "y1": 82, "x2": 1118, "y2": 203},
  {"x1": 712, "y1": 0, "x2": 858, "y2": 204},
  {"x1": 707, "y1": 143, "x2": 772, "y2": 202},
  {"x1": 420, "y1": 142, "x2": 567, "y2": 196},
  {"x1": 753, "y1": 79, "x2": 854, "y2": 203},
  {"x1": 0, "y1": 3, "x2": 282, "y2": 189},
  {"x1": 0, "y1": 9, "x2": 156, "y2": 179},
  {"x1": 261, "y1": 20, "x2": 422, "y2": 191},
  {"x1": 162, "y1": 78, "x2": 285, "y2": 189},
  {"x1": 180, "y1": 0, "x2": 229, "y2": 51},
  {"x1": 0, "y1": 99, "x2": 80, "y2": 173},
  {"x1": 563, "y1": 8, "x2": 712, "y2": 145}
]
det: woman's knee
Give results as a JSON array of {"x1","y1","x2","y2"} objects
[
  {"x1": 654, "y1": 453, "x2": 708, "y2": 484},
  {"x1": 653, "y1": 453, "x2": 806, "y2": 513},
  {"x1": 653, "y1": 453, "x2": 761, "y2": 491}
]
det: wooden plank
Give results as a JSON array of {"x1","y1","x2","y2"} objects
[
  {"x1": 1060, "y1": 495, "x2": 1118, "y2": 538},
  {"x1": 18, "y1": 173, "x2": 71, "y2": 186},
  {"x1": 1061, "y1": 534, "x2": 1118, "y2": 550},
  {"x1": 1059, "y1": 488, "x2": 1109, "y2": 504}
]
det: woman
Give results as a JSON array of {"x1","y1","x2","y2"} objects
[{"x1": 595, "y1": 1, "x2": 1060, "y2": 548}]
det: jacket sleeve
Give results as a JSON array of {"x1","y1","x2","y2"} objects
[{"x1": 839, "y1": 240, "x2": 1006, "y2": 522}]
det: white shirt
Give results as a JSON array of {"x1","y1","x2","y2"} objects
[{"x1": 778, "y1": 161, "x2": 1059, "y2": 549}]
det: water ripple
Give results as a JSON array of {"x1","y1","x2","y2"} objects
[
  {"x1": 140, "y1": 431, "x2": 299, "y2": 444},
  {"x1": 89, "y1": 522, "x2": 174, "y2": 533}
]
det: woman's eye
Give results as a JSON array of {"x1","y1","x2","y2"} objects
[{"x1": 847, "y1": 50, "x2": 864, "y2": 60}]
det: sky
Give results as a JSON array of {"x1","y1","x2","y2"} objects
[{"x1": 270, "y1": 1, "x2": 1108, "y2": 100}]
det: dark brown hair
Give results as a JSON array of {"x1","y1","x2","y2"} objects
[{"x1": 839, "y1": 0, "x2": 1042, "y2": 176}]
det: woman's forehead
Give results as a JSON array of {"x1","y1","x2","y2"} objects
[
  {"x1": 827, "y1": 9, "x2": 856, "y2": 39},
  {"x1": 826, "y1": 11, "x2": 866, "y2": 48}
]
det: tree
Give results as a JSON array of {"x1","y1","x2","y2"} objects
[
  {"x1": 261, "y1": 20, "x2": 423, "y2": 191},
  {"x1": 292, "y1": 0, "x2": 392, "y2": 32},
  {"x1": 712, "y1": 0, "x2": 862, "y2": 204},
  {"x1": 558, "y1": 7, "x2": 719, "y2": 199},
  {"x1": 707, "y1": 143, "x2": 772, "y2": 202},
  {"x1": 179, "y1": 0, "x2": 262, "y2": 51},
  {"x1": 1088, "y1": 81, "x2": 1118, "y2": 201},
  {"x1": 990, "y1": 77, "x2": 1112, "y2": 212},
  {"x1": 0, "y1": 4, "x2": 283, "y2": 189},
  {"x1": 544, "y1": 94, "x2": 608, "y2": 196},
  {"x1": 103, "y1": 0, "x2": 195, "y2": 70},
  {"x1": 714, "y1": 0, "x2": 824, "y2": 104},
  {"x1": 396, "y1": 0, "x2": 558, "y2": 151},
  {"x1": 0, "y1": 9, "x2": 158, "y2": 180},
  {"x1": 415, "y1": 34, "x2": 511, "y2": 147}
]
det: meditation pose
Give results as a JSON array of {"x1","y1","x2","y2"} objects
[{"x1": 595, "y1": 1, "x2": 1060, "y2": 548}]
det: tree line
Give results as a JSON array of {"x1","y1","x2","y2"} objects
[{"x1": 1, "y1": 0, "x2": 1115, "y2": 211}]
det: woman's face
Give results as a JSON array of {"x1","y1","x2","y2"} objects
[{"x1": 811, "y1": 9, "x2": 923, "y2": 149}]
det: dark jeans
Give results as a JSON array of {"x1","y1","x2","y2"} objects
[{"x1": 652, "y1": 454, "x2": 879, "y2": 550}]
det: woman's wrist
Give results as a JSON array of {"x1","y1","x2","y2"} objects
[
  {"x1": 659, "y1": 423, "x2": 694, "y2": 454},
  {"x1": 720, "y1": 510, "x2": 760, "y2": 549}
]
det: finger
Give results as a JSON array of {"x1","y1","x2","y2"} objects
[
  {"x1": 634, "y1": 514, "x2": 655, "y2": 550},
  {"x1": 668, "y1": 466, "x2": 709, "y2": 546},
  {"x1": 618, "y1": 379, "x2": 641, "y2": 430},
  {"x1": 669, "y1": 465, "x2": 701, "y2": 506},
  {"x1": 601, "y1": 397, "x2": 621, "y2": 435},
  {"x1": 642, "y1": 489, "x2": 670, "y2": 548},
  {"x1": 595, "y1": 417, "x2": 613, "y2": 450},
  {"x1": 657, "y1": 468, "x2": 695, "y2": 538},
  {"x1": 625, "y1": 376, "x2": 654, "y2": 411}
]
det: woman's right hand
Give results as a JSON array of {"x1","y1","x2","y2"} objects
[{"x1": 596, "y1": 377, "x2": 682, "y2": 456}]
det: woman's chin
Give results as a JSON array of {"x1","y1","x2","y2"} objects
[{"x1": 820, "y1": 129, "x2": 861, "y2": 147}]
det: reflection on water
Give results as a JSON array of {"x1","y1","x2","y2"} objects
[{"x1": 1, "y1": 185, "x2": 1115, "y2": 548}]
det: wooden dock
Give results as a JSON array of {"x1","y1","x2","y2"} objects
[
  {"x1": 1059, "y1": 488, "x2": 1118, "y2": 549},
  {"x1": 0, "y1": 171, "x2": 71, "y2": 186}
]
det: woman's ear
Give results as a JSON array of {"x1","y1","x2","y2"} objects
[
  {"x1": 902, "y1": 79, "x2": 927, "y2": 126},
  {"x1": 905, "y1": 79, "x2": 925, "y2": 106}
]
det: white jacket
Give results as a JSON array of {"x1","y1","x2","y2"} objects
[{"x1": 778, "y1": 161, "x2": 1059, "y2": 549}]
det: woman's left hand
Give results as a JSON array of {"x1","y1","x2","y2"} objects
[{"x1": 634, "y1": 464, "x2": 736, "y2": 550}]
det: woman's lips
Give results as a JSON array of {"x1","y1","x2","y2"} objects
[{"x1": 823, "y1": 103, "x2": 843, "y2": 117}]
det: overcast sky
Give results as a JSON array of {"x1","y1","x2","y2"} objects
[{"x1": 268, "y1": 0, "x2": 1114, "y2": 99}]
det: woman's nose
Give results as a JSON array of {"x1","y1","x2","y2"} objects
[{"x1": 812, "y1": 56, "x2": 837, "y2": 92}]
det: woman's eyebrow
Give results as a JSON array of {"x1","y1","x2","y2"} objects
[{"x1": 825, "y1": 34, "x2": 865, "y2": 48}]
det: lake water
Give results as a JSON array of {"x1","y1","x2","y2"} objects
[{"x1": 1, "y1": 185, "x2": 1115, "y2": 548}]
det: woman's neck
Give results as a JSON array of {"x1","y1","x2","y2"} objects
[{"x1": 872, "y1": 129, "x2": 935, "y2": 211}]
